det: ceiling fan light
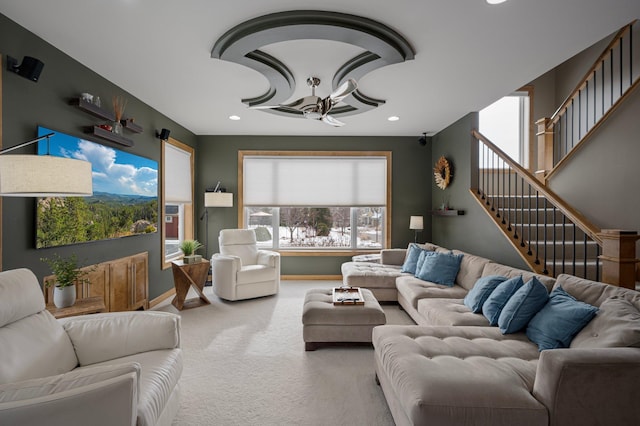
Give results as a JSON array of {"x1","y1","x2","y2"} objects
[{"x1": 387, "y1": 116, "x2": 400, "y2": 122}]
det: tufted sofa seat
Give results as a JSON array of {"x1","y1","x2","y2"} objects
[
  {"x1": 373, "y1": 266, "x2": 640, "y2": 426},
  {"x1": 373, "y1": 325, "x2": 547, "y2": 426}
]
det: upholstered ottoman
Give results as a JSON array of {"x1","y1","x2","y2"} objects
[{"x1": 302, "y1": 288, "x2": 386, "y2": 351}]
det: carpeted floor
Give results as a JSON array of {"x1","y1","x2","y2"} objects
[{"x1": 154, "y1": 280, "x2": 414, "y2": 426}]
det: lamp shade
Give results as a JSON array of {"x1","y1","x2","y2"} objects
[
  {"x1": 204, "y1": 192, "x2": 233, "y2": 207},
  {"x1": 409, "y1": 215, "x2": 424, "y2": 230},
  {"x1": 0, "y1": 155, "x2": 93, "y2": 197}
]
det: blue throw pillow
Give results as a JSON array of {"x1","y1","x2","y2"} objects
[
  {"x1": 401, "y1": 244, "x2": 429, "y2": 274},
  {"x1": 414, "y1": 250, "x2": 433, "y2": 277},
  {"x1": 482, "y1": 275, "x2": 524, "y2": 326},
  {"x1": 463, "y1": 275, "x2": 508, "y2": 313},
  {"x1": 498, "y1": 277, "x2": 549, "y2": 334},
  {"x1": 526, "y1": 286, "x2": 598, "y2": 351},
  {"x1": 414, "y1": 251, "x2": 463, "y2": 286}
]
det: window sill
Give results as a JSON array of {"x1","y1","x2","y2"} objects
[{"x1": 276, "y1": 249, "x2": 383, "y2": 257}]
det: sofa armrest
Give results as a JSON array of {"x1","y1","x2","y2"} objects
[
  {"x1": 533, "y1": 347, "x2": 640, "y2": 426},
  {"x1": 257, "y1": 250, "x2": 280, "y2": 268},
  {"x1": 381, "y1": 249, "x2": 406, "y2": 266},
  {"x1": 0, "y1": 365, "x2": 138, "y2": 426},
  {"x1": 61, "y1": 311, "x2": 181, "y2": 366}
]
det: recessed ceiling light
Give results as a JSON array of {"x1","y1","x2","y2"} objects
[
  {"x1": 486, "y1": 0, "x2": 508, "y2": 4},
  {"x1": 387, "y1": 116, "x2": 400, "y2": 122},
  {"x1": 229, "y1": 115, "x2": 241, "y2": 121}
]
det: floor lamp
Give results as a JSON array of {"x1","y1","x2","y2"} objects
[{"x1": 203, "y1": 191, "x2": 233, "y2": 260}]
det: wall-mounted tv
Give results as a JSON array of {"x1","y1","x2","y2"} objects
[{"x1": 36, "y1": 126, "x2": 158, "y2": 249}]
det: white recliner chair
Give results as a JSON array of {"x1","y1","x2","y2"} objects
[
  {"x1": 0, "y1": 268, "x2": 182, "y2": 426},
  {"x1": 211, "y1": 229, "x2": 280, "y2": 301}
]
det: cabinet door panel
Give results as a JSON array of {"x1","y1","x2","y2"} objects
[
  {"x1": 109, "y1": 258, "x2": 132, "y2": 312},
  {"x1": 131, "y1": 254, "x2": 149, "y2": 310},
  {"x1": 83, "y1": 263, "x2": 109, "y2": 308}
]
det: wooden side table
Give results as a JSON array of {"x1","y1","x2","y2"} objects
[
  {"x1": 171, "y1": 259, "x2": 211, "y2": 310},
  {"x1": 46, "y1": 296, "x2": 106, "y2": 319}
]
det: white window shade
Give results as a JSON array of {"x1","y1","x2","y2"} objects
[
  {"x1": 164, "y1": 143, "x2": 192, "y2": 203},
  {"x1": 244, "y1": 156, "x2": 387, "y2": 206}
]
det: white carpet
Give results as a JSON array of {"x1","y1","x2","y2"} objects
[{"x1": 154, "y1": 281, "x2": 414, "y2": 426}]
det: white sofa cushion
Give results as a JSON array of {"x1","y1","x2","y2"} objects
[
  {"x1": 451, "y1": 250, "x2": 492, "y2": 290},
  {"x1": 237, "y1": 264, "x2": 276, "y2": 284},
  {"x1": 91, "y1": 349, "x2": 182, "y2": 426},
  {"x1": 220, "y1": 229, "x2": 259, "y2": 265},
  {"x1": 0, "y1": 268, "x2": 46, "y2": 328},
  {"x1": 62, "y1": 311, "x2": 181, "y2": 366},
  {"x1": 0, "y1": 362, "x2": 140, "y2": 403},
  {"x1": 0, "y1": 311, "x2": 78, "y2": 384}
]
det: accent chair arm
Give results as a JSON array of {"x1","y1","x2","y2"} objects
[
  {"x1": 380, "y1": 249, "x2": 406, "y2": 266},
  {"x1": 0, "y1": 363, "x2": 139, "y2": 426},
  {"x1": 60, "y1": 311, "x2": 181, "y2": 366},
  {"x1": 257, "y1": 250, "x2": 280, "y2": 268},
  {"x1": 533, "y1": 347, "x2": 640, "y2": 426}
]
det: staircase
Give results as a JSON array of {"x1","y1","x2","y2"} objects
[
  {"x1": 470, "y1": 133, "x2": 602, "y2": 282},
  {"x1": 470, "y1": 21, "x2": 640, "y2": 288}
]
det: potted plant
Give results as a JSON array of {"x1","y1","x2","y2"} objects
[
  {"x1": 180, "y1": 239, "x2": 204, "y2": 264},
  {"x1": 41, "y1": 254, "x2": 91, "y2": 308}
]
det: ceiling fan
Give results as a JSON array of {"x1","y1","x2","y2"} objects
[{"x1": 251, "y1": 77, "x2": 357, "y2": 127}]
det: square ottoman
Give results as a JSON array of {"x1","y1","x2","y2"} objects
[{"x1": 302, "y1": 288, "x2": 386, "y2": 351}]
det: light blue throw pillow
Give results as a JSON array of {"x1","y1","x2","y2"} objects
[
  {"x1": 498, "y1": 277, "x2": 549, "y2": 334},
  {"x1": 463, "y1": 275, "x2": 507, "y2": 313},
  {"x1": 401, "y1": 244, "x2": 429, "y2": 274},
  {"x1": 482, "y1": 275, "x2": 524, "y2": 326},
  {"x1": 414, "y1": 251, "x2": 463, "y2": 286},
  {"x1": 526, "y1": 286, "x2": 598, "y2": 351}
]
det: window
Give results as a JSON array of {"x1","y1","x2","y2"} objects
[
  {"x1": 479, "y1": 89, "x2": 531, "y2": 167},
  {"x1": 161, "y1": 139, "x2": 194, "y2": 267},
  {"x1": 240, "y1": 151, "x2": 391, "y2": 251}
]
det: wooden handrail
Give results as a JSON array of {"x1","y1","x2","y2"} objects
[
  {"x1": 545, "y1": 76, "x2": 640, "y2": 181},
  {"x1": 472, "y1": 129, "x2": 602, "y2": 245},
  {"x1": 549, "y1": 20, "x2": 636, "y2": 126}
]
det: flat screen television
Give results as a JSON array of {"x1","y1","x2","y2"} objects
[{"x1": 36, "y1": 126, "x2": 158, "y2": 249}]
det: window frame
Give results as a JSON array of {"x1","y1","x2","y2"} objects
[
  {"x1": 161, "y1": 137, "x2": 195, "y2": 269},
  {"x1": 238, "y1": 150, "x2": 392, "y2": 255}
]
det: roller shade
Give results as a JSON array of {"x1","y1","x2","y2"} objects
[
  {"x1": 243, "y1": 155, "x2": 387, "y2": 206},
  {"x1": 164, "y1": 142, "x2": 192, "y2": 203}
]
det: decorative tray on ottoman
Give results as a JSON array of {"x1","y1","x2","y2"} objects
[{"x1": 332, "y1": 287, "x2": 365, "y2": 305}]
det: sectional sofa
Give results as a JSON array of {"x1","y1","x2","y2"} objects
[{"x1": 342, "y1": 243, "x2": 640, "y2": 426}]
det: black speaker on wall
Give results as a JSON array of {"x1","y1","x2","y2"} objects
[
  {"x1": 7, "y1": 56, "x2": 45, "y2": 82},
  {"x1": 156, "y1": 128, "x2": 171, "y2": 140}
]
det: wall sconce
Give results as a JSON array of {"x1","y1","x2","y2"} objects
[
  {"x1": 6, "y1": 56, "x2": 45, "y2": 82},
  {"x1": 0, "y1": 133, "x2": 93, "y2": 197},
  {"x1": 155, "y1": 128, "x2": 171, "y2": 141},
  {"x1": 409, "y1": 215, "x2": 424, "y2": 243}
]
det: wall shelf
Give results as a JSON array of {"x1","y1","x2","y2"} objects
[
  {"x1": 431, "y1": 209, "x2": 464, "y2": 216},
  {"x1": 70, "y1": 97, "x2": 115, "y2": 121},
  {"x1": 85, "y1": 126, "x2": 134, "y2": 147},
  {"x1": 70, "y1": 97, "x2": 144, "y2": 136}
]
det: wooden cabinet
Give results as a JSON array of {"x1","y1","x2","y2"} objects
[
  {"x1": 44, "y1": 252, "x2": 148, "y2": 312},
  {"x1": 109, "y1": 253, "x2": 148, "y2": 311}
]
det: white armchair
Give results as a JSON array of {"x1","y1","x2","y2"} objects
[
  {"x1": 211, "y1": 229, "x2": 280, "y2": 301},
  {"x1": 0, "y1": 268, "x2": 182, "y2": 426}
]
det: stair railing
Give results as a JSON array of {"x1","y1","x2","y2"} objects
[
  {"x1": 537, "y1": 20, "x2": 640, "y2": 182},
  {"x1": 472, "y1": 129, "x2": 603, "y2": 281}
]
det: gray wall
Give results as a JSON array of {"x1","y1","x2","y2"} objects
[
  {"x1": 195, "y1": 135, "x2": 432, "y2": 276},
  {"x1": 430, "y1": 114, "x2": 529, "y2": 269},
  {"x1": 0, "y1": 13, "x2": 197, "y2": 299}
]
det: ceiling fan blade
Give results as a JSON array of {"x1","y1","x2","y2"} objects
[
  {"x1": 321, "y1": 114, "x2": 345, "y2": 127},
  {"x1": 248, "y1": 104, "x2": 280, "y2": 109},
  {"x1": 329, "y1": 79, "x2": 358, "y2": 103}
]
